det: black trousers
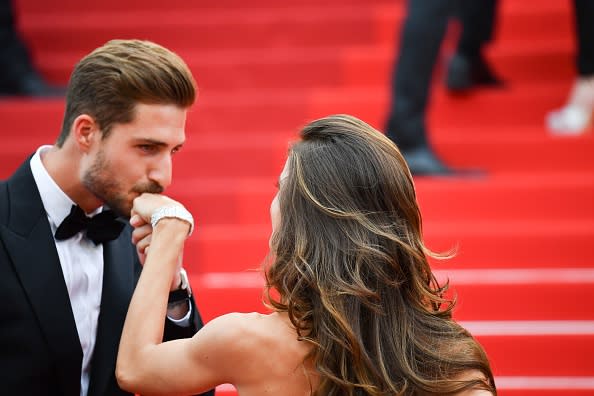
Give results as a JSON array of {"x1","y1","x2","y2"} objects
[
  {"x1": 385, "y1": 0, "x2": 497, "y2": 150},
  {"x1": 574, "y1": 0, "x2": 594, "y2": 76}
]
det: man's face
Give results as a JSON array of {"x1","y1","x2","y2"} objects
[{"x1": 82, "y1": 103, "x2": 187, "y2": 217}]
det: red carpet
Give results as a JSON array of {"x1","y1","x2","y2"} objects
[{"x1": 2, "y1": 0, "x2": 594, "y2": 394}]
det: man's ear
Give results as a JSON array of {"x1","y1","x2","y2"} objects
[{"x1": 71, "y1": 114, "x2": 100, "y2": 153}]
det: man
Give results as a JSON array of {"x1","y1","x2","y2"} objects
[
  {"x1": 385, "y1": 0, "x2": 501, "y2": 175},
  {"x1": 0, "y1": 39, "x2": 214, "y2": 396}
]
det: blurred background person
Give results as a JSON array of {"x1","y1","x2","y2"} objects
[
  {"x1": 0, "y1": 0, "x2": 63, "y2": 96},
  {"x1": 385, "y1": 0, "x2": 501, "y2": 175},
  {"x1": 546, "y1": 0, "x2": 594, "y2": 135}
]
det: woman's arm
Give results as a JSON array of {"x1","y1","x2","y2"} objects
[
  {"x1": 116, "y1": 193, "x2": 246, "y2": 394},
  {"x1": 118, "y1": 310, "x2": 251, "y2": 395}
]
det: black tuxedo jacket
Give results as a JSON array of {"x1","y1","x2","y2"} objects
[{"x1": 0, "y1": 159, "x2": 214, "y2": 396}]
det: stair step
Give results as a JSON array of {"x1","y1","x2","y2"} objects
[
  {"x1": 19, "y1": 0, "x2": 572, "y2": 56},
  {"x1": 174, "y1": 173, "x2": 594, "y2": 223},
  {"x1": 496, "y1": 376, "x2": 594, "y2": 394},
  {"x1": 20, "y1": 6, "x2": 399, "y2": 54},
  {"x1": 500, "y1": 388, "x2": 594, "y2": 396},
  {"x1": 32, "y1": 36, "x2": 574, "y2": 89},
  {"x1": 480, "y1": 333, "x2": 594, "y2": 376},
  {"x1": 127, "y1": 84, "x2": 569, "y2": 134},
  {"x1": 0, "y1": 80, "x2": 579, "y2": 133},
  {"x1": 168, "y1": 173, "x2": 594, "y2": 224},
  {"x1": 307, "y1": 84, "x2": 571, "y2": 130},
  {"x1": 188, "y1": 294, "x2": 594, "y2": 375},
  {"x1": 372, "y1": 0, "x2": 573, "y2": 47},
  {"x1": 16, "y1": 0, "x2": 395, "y2": 14},
  {"x1": 191, "y1": 271, "x2": 594, "y2": 321},
  {"x1": 4, "y1": 132, "x2": 593, "y2": 179},
  {"x1": 185, "y1": 221, "x2": 594, "y2": 272}
]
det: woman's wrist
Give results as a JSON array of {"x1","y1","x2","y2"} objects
[
  {"x1": 152, "y1": 217, "x2": 192, "y2": 237},
  {"x1": 150, "y1": 205, "x2": 194, "y2": 235}
]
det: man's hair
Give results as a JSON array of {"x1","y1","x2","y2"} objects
[
  {"x1": 57, "y1": 39, "x2": 196, "y2": 146},
  {"x1": 265, "y1": 114, "x2": 496, "y2": 395}
]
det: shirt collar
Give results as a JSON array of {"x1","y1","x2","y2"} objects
[{"x1": 29, "y1": 145, "x2": 102, "y2": 230}]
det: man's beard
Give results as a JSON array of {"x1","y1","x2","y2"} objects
[{"x1": 82, "y1": 149, "x2": 163, "y2": 218}]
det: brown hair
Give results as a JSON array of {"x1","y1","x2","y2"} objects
[
  {"x1": 57, "y1": 39, "x2": 196, "y2": 146},
  {"x1": 265, "y1": 114, "x2": 496, "y2": 395}
]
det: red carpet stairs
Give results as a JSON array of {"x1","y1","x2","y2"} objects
[{"x1": 2, "y1": 0, "x2": 594, "y2": 394}]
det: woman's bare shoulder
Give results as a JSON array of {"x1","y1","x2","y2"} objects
[
  {"x1": 197, "y1": 312, "x2": 272, "y2": 339},
  {"x1": 202, "y1": 311, "x2": 265, "y2": 327},
  {"x1": 198, "y1": 311, "x2": 305, "y2": 361},
  {"x1": 195, "y1": 312, "x2": 291, "y2": 350},
  {"x1": 184, "y1": 312, "x2": 277, "y2": 370}
]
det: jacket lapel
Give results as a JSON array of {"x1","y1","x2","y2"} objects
[
  {"x1": 87, "y1": 228, "x2": 137, "y2": 396},
  {"x1": 0, "y1": 160, "x2": 82, "y2": 396}
]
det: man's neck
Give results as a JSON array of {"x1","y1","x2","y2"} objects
[{"x1": 41, "y1": 145, "x2": 102, "y2": 213}]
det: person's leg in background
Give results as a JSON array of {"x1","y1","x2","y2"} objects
[
  {"x1": 385, "y1": 0, "x2": 454, "y2": 175},
  {"x1": 546, "y1": 0, "x2": 594, "y2": 134},
  {"x1": 574, "y1": 0, "x2": 594, "y2": 80},
  {"x1": 446, "y1": 0, "x2": 503, "y2": 92},
  {"x1": 0, "y1": 0, "x2": 63, "y2": 96}
]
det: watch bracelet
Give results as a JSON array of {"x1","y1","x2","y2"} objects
[{"x1": 150, "y1": 205, "x2": 194, "y2": 236}]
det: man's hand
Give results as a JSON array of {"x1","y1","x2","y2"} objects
[{"x1": 130, "y1": 215, "x2": 152, "y2": 265}]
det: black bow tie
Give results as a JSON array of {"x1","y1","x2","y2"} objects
[{"x1": 55, "y1": 205, "x2": 126, "y2": 245}]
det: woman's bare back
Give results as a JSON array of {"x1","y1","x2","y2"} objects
[
  {"x1": 184, "y1": 312, "x2": 490, "y2": 396},
  {"x1": 225, "y1": 312, "x2": 318, "y2": 396}
]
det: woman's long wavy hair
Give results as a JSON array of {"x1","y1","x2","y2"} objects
[{"x1": 265, "y1": 114, "x2": 496, "y2": 395}]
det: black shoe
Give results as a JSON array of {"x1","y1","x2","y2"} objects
[
  {"x1": 402, "y1": 145, "x2": 454, "y2": 176},
  {"x1": 0, "y1": 71, "x2": 65, "y2": 97},
  {"x1": 445, "y1": 53, "x2": 504, "y2": 93}
]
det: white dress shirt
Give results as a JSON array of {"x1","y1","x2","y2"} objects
[{"x1": 30, "y1": 146, "x2": 102, "y2": 396}]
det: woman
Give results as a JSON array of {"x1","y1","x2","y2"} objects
[{"x1": 116, "y1": 114, "x2": 497, "y2": 395}]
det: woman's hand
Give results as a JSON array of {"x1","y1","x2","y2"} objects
[
  {"x1": 130, "y1": 193, "x2": 181, "y2": 265},
  {"x1": 129, "y1": 193, "x2": 188, "y2": 290},
  {"x1": 131, "y1": 193, "x2": 183, "y2": 224}
]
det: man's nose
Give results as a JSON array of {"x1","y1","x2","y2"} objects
[{"x1": 148, "y1": 154, "x2": 173, "y2": 189}]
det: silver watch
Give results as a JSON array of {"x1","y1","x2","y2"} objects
[{"x1": 151, "y1": 205, "x2": 194, "y2": 236}]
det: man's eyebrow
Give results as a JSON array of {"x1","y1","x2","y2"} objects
[
  {"x1": 133, "y1": 138, "x2": 167, "y2": 146},
  {"x1": 133, "y1": 138, "x2": 184, "y2": 150}
]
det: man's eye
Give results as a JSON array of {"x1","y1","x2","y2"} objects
[
  {"x1": 171, "y1": 147, "x2": 181, "y2": 155},
  {"x1": 138, "y1": 145, "x2": 156, "y2": 153}
]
